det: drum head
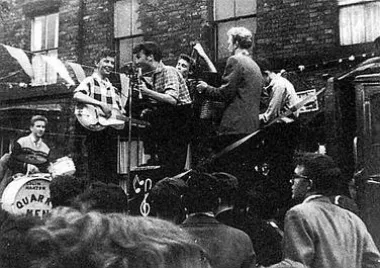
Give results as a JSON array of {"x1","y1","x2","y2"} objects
[{"x1": 1, "y1": 174, "x2": 52, "y2": 217}]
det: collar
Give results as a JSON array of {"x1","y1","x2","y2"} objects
[
  {"x1": 153, "y1": 61, "x2": 165, "y2": 74},
  {"x1": 269, "y1": 73, "x2": 282, "y2": 87},
  {"x1": 28, "y1": 133, "x2": 41, "y2": 145},
  {"x1": 188, "y1": 212, "x2": 215, "y2": 218},
  {"x1": 303, "y1": 194, "x2": 324, "y2": 203},
  {"x1": 92, "y1": 72, "x2": 111, "y2": 85},
  {"x1": 215, "y1": 206, "x2": 233, "y2": 217},
  {"x1": 234, "y1": 49, "x2": 250, "y2": 57}
]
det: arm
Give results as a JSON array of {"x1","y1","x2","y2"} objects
[
  {"x1": 197, "y1": 56, "x2": 240, "y2": 102},
  {"x1": 362, "y1": 225, "x2": 380, "y2": 268},
  {"x1": 73, "y1": 78, "x2": 112, "y2": 117},
  {"x1": 139, "y1": 82, "x2": 177, "y2": 105},
  {"x1": 193, "y1": 43, "x2": 217, "y2": 73},
  {"x1": 282, "y1": 209, "x2": 315, "y2": 267},
  {"x1": 259, "y1": 83, "x2": 286, "y2": 123}
]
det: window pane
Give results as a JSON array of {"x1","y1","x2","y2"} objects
[
  {"x1": 119, "y1": 36, "x2": 144, "y2": 67},
  {"x1": 217, "y1": 21, "x2": 234, "y2": 59},
  {"x1": 31, "y1": 53, "x2": 46, "y2": 85},
  {"x1": 46, "y1": 13, "x2": 59, "y2": 49},
  {"x1": 31, "y1": 16, "x2": 45, "y2": 51},
  {"x1": 365, "y1": 2, "x2": 380, "y2": 42},
  {"x1": 46, "y1": 49, "x2": 58, "y2": 84},
  {"x1": 214, "y1": 0, "x2": 235, "y2": 20},
  {"x1": 236, "y1": 0, "x2": 256, "y2": 16},
  {"x1": 340, "y1": 5, "x2": 365, "y2": 45},
  {"x1": 351, "y1": 5, "x2": 365, "y2": 44},
  {"x1": 114, "y1": 0, "x2": 142, "y2": 38}
]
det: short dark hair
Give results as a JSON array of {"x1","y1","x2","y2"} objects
[
  {"x1": 132, "y1": 41, "x2": 163, "y2": 61},
  {"x1": 149, "y1": 177, "x2": 187, "y2": 223},
  {"x1": 295, "y1": 153, "x2": 342, "y2": 195},
  {"x1": 183, "y1": 172, "x2": 219, "y2": 213},
  {"x1": 72, "y1": 181, "x2": 128, "y2": 213},
  {"x1": 94, "y1": 48, "x2": 116, "y2": 64},
  {"x1": 178, "y1": 54, "x2": 194, "y2": 65},
  {"x1": 49, "y1": 175, "x2": 87, "y2": 208},
  {"x1": 30, "y1": 115, "x2": 48, "y2": 127},
  {"x1": 212, "y1": 172, "x2": 238, "y2": 206}
]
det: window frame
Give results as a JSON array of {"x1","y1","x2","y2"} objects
[
  {"x1": 213, "y1": 0, "x2": 257, "y2": 60},
  {"x1": 114, "y1": 0, "x2": 143, "y2": 68},
  {"x1": 30, "y1": 12, "x2": 59, "y2": 85}
]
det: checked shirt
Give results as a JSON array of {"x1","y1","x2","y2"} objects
[
  {"x1": 75, "y1": 72, "x2": 123, "y2": 110},
  {"x1": 152, "y1": 63, "x2": 191, "y2": 106}
]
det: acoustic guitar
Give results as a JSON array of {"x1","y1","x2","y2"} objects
[{"x1": 75, "y1": 103, "x2": 149, "y2": 131}]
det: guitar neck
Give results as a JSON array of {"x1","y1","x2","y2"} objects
[{"x1": 115, "y1": 114, "x2": 150, "y2": 127}]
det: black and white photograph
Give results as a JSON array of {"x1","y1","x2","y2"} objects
[{"x1": 0, "y1": 0, "x2": 380, "y2": 267}]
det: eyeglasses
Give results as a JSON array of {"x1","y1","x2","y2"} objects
[{"x1": 289, "y1": 173, "x2": 310, "y2": 184}]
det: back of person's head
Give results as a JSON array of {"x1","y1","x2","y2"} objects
[
  {"x1": 27, "y1": 207, "x2": 209, "y2": 268},
  {"x1": 133, "y1": 41, "x2": 163, "y2": 61},
  {"x1": 49, "y1": 175, "x2": 87, "y2": 208},
  {"x1": 227, "y1": 27, "x2": 253, "y2": 49},
  {"x1": 212, "y1": 172, "x2": 238, "y2": 206},
  {"x1": 184, "y1": 172, "x2": 219, "y2": 213},
  {"x1": 149, "y1": 177, "x2": 187, "y2": 224},
  {"x1": 30, "y1": 115, "x2": 48, "y2": 127},
  {"x1": 0, "y1": 209, "x2": 43, "y2": 268},
  {"x1": 295, "y1": 153, "x2": 342, "y2": 195},
  {"x1": 72, "y1": 181, "x2": 128, "y2": 213}
]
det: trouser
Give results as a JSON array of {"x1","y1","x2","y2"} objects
[{"x1": 141, "y1": 104, "x2": 192, "y2": 176}]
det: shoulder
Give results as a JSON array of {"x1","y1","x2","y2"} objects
[
  {"x1": 80, "y1": 76, "x2": 95, "y2": 84},
  {"x1": 40, "y1": 140, "x2": 50, "y2": 152},
  {"x1": 223, "y1": 223, "x2": 252, "y2": 242},
  {"x1": 16, "y1": 136, "x2": 29, "y2": 146}
]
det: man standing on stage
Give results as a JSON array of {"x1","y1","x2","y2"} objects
[
  {"x1": 133, "y1": 41, "x2": 192, "y2": 175},
  {"x1": 8, "y1": 115, "x2": 50, "y2": 174},
  {"x1": 196, "y1": 27, "x2": 263, "y2": 178},
  {"x1": 73, "y1": 49, "x2": 123, "y2": 184}
]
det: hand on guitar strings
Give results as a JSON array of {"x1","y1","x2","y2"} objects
[{"x1": 100, "y1": 103, "x2": 112, "y2": 118}]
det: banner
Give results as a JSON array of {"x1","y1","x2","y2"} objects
[
  {"x1": 42, "y1": 55, "x2": 75, "y2": 85},
  {"x1": 67, "y1": 62, "x2": 86, "y2": 83},
  {"x1": 2, "y1": 44, "x2": 34, "y2": 78}
]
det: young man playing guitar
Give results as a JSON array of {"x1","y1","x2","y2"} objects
[{"x1": 73, "y1": 49, "x2": 124, "y2": 184}]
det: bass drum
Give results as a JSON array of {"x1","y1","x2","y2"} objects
[{"x1": 1, "y1": 173, "x2": 52, "y2": 217}]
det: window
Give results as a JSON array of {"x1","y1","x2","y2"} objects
[
  {"x1": 214, "y1": 0, "x2": 257, "y2": 59},
  {"x1": 31, "y1": 13, "x2": 59, "y2": 85},
  {"x1": 339, "y1": 0, "x2": 380, "y2": 45},
  {"x1": 114, "y1": 0, "x2": 143, "y2": 68}
]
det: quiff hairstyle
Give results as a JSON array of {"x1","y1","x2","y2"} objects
[
  {"x1": 30, "y1": 115, "x2": 48, "y2": 127},
  {"x1": 227, "y1": 27, "x2": 253, "y2": 49}
]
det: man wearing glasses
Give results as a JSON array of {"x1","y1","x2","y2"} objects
[{"x1": 276, "y1": 153, "x2": 380, "y2": 268}]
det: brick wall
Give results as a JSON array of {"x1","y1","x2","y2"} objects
[{"x1": 138, "y1": 0, "x2": 210, "y2": 65}]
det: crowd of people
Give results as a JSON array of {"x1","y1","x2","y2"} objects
[
  {"x1": 0, "y1": 152, "x2": 379, "y2": 268},
  {"x1": 0, "y1": 25, "x2": 380, "y2": 267}
]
